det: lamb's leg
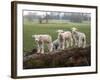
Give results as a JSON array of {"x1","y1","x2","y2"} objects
[
  {"x1": 78, "y1": 38, "x2": 82, "y2": 48},
  {"x1": 70, "y1": 37, "x2": 73, "y2": 47},
  {"x1": 62, "y1": 40, "x2": 65, "y2": 50},
  {"x1": 66, "y1": 40, "x2": 69, "y2": 48},
  {"x1": 73, "y1": 36, "x2": 77, "y2": 47},
  {"x1": 58, "y1": 41, "x2": 61, "y2": 50},
  {"x1": 37, "y1": 44, "x2": 40, "y2": 53},
  {"x1": 48, "y1": 43, "x2": 53, "y2": 52},
  {"x1": 40, "y1": 43, "x2": 44, "y2": 54},
  {"x1": 53, "y1": 44, "x2": 55, "y2": 51},
  {"x1": 75, "y1": 38, "x2": 78, "y2": 47},
  {"x1": 83, "y1": 38, "x2": 86, "y2": 48}
]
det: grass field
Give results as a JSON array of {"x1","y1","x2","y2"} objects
[{"x1": 23, "y1": 20, "x2": 91, "y2": 52}]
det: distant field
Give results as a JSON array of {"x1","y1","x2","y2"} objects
[{"x1": 23, "y1": 20, "x2": 91, "y2": 52}]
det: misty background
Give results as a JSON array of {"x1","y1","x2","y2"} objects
[{"x1": 23, "y1": 11, "x2": 91, "y2": 24}]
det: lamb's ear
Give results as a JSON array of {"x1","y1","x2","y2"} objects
[
  {"x1": 56, "y1": 30, "x2": 63, "y2": 33},
  {"x1": 71, "y1": 27, "x2": 74, "y2": 30}
]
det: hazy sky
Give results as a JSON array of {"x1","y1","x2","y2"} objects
[{"x1": 23, "y1": 11, "x2": 50, "y2": 15}]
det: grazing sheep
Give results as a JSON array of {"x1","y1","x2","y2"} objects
[
  {"x1": 53, "y1": 39, "x2": 59, "y2": 51},
  {"x1": 57, "y1": 29, "x2": 73, "y2": 50},
  {"x1": 71, "y1": 27, "x2": 86, "y2": 48},
  {"x1": 32, "y1": 34, "x2": 53, "y2": 54}
]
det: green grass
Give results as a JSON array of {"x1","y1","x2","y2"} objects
[{"x1": 23, "y1": 20, "x2": 90, "y2": 51}]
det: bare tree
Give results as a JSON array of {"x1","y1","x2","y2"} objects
[{"x1": 45, "y1": 12, "x2": 48, "y2": 23}]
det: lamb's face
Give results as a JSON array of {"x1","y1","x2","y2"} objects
[
  {"x1": 71, "y1": 27, "x2": 77, "y2": 32},
  {"x1": 32, "y1": 35, "x2": 40, "y2": 42},
  {"x1": 71, "y1": 28, "x2": 78, "y2": 35}
]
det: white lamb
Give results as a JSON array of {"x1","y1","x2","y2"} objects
[
  {"x1": 32, "y1": 34, "x2": 53, "y2": 54},
  {"x1": 71, "y1": 27, "x2": 86, "y2": 48},
  {"x1": 57, "y1": 29, "x2": 73, "y2": 50}
]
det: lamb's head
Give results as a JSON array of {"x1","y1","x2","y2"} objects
[
  {"x1": 32, "y1": 35, "x2": 40, "y2": 42},
  {"x1": 71, "y1": 27, "x2": 77, "y2": 32},
  {"x1": 56, "y1": 29, "x2": 64, "y2": 33},
  {"x1": 71, "y1": 27, "x2": 78, "y2": 35}
]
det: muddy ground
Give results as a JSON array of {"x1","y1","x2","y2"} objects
[{"x1": 23, "y1": 46, "x2": 91, "y2": 69}]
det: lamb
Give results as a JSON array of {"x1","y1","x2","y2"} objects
[
  {"x1": 71, "y1": 27, "x2": 86, "y2": 48},
  {"x1": 32, "y1": 34, "x2": 53, "y2": 54},
  {"x1": 57, "y1": 29, "x2": 73, "y2": 50},
  {"x1": 53, "y1": 39, "x2": 59, "y2": 51}
]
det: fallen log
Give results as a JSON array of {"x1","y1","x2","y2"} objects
[{"x1": 23, "y1": 46, "x2": 91, "y2": 69}]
